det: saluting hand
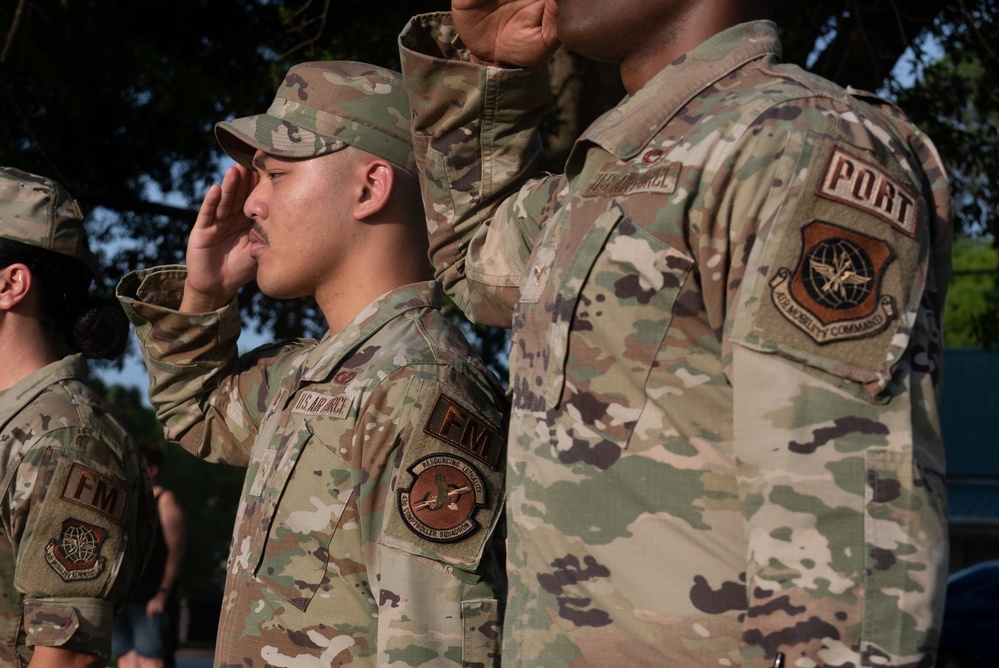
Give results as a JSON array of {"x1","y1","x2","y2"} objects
[
  {"x1": 181, "y1": 164, "x2": 259, "y2": 313},
  {"x1": 452, "y1": 0, "x2": 560, "y2": 68}
]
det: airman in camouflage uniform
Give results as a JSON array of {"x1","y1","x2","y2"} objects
[
  {"x1": 116, "y1": 62, "x2": 508, "y2": 667},
  {"x1": 398, "y1": 2, "x2": 952, "y2": 665},
  {"x1": 0, "y1": 167, "x2": 154, "y2": 666}
]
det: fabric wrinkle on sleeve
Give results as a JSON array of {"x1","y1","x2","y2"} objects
[
  {"x1": 11, "y1": 434, "x2": 135, "y2": 657},
  {"x1": 401, "y1": 12, "x2": 555, "y2": 327},
  {"x1": 721, "y1": 94, "x2": 949, "y2": 662},
  {"x1": 116, "y1": 265, "x2": 300, "y2": 466}
]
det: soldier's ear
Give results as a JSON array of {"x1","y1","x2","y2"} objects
[
  {"x1": 354, "y1": 159, "x2": 394, "y2": 221},
  {"x1": 0, "y1": 264, "x2": 32, "y2": 311}
]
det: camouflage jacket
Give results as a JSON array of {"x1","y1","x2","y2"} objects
[
  {"x1": 117, "y1": 266, "x2": 508, "y2": 667},
  {"x1": 401, "y1": 14, "x2": 952, "y2": 667},
  {"x1": 0, "y1": 355, "x2": 154, "y2": 666}
]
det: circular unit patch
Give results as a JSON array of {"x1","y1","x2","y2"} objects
[
  {"x1": 398, "y1": 454, "x2": 486, "y2": 543},
  {"x1": 44, "y1": 518, "x2": 107, "y2": 581},
  {"x1": 802, "y1": 236, "x2": 875, "y2": 311}
]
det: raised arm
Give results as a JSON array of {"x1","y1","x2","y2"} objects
[{"x1": 181, "y1": 164, "x2": 259, "y2": 313}]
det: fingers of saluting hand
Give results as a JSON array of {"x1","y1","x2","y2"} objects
[
  {"x1": 216, "y1": 164, "x2": 255, "y2": 221},
  {"x1": 195, "y1": 165, "x2": 255, "y2": 231}
]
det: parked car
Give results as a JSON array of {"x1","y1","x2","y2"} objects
[{"x1": 937, "y1": 560, "x2": 999, "y2": 668}]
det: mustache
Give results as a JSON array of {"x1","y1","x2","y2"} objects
[{"x1": 251, "y1": 223, "x2": 269, "y2": 245}]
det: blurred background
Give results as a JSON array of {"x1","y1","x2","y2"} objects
[{"x1": 1, "y1": 1, "x2": 996, "y2": 664}]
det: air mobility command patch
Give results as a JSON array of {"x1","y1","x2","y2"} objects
[
  {"x1": 380, "y1": 390, "x2": 505, "y2": 569},
  {"x1": 770, "y1": 220, "x2": 897, "y2": 345},
  {"x1": 44, "y1": 518, "x2": 108, "y2": 581}
]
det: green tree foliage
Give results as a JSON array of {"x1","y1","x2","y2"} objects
[
  {"x1": 1, "y1": 0, "x2": 447, "y2": 344},
  {"x1": 944, "y1": 237, "x2": 999, "y2": 347},
  {"x1": 3, "y1": 0, "x2": 996, "y2": 348}
]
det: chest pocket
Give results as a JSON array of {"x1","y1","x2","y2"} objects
[
  {"x1": 250, "y1": 416, "x2": 353, "y2": 611},
  {"x1": 511, "y1": 203, "x2": 621, "y2": 410},
  {"x1": 511, "y1": 200, "x2": 693, "y2": 450}
]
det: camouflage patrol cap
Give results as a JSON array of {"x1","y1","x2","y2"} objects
[
  {"x1": 216, "y1": 61, "x2": 416, "y2": 175},
  {"x1": 0, "y1": 166, "x2": 100, "y2": 278}
]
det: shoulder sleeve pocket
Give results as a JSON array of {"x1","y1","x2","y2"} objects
[
  {"x1": 730, "y1": 135, "x2": 929, "y2": 398},
  {"x1": 379, "y1": 382, "x2": 506, "y2": 571}
]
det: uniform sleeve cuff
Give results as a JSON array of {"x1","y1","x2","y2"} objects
[{"x1": 23, "y1": 598, "x2": 113, "y2": 657}]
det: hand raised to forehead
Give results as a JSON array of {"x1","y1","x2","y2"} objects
[
  {"x1": 181, "y1": 165, "x2": 259, "y2": 313},
  {"x1": 452, "y1": 0, "x2": 560, "y2": 68}
]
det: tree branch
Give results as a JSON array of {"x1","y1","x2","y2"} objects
[
  {"x1": 1, "y1": 0, "x2": 26, "y2": 65},
  {"x1": 811, "y1": 0, "x2": 949, "y2": 90}
]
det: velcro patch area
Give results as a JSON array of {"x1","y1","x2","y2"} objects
[
  {"x1": 380, "y1": 388, "x2": 505, "y2": 569},
  {"x1": 61, "y1": 463, "x2": 128, "y2": 524},
  {"x1": 730, "y1": 136, "x2": 924, "y2": 384}
]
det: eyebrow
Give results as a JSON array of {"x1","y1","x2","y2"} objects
[{"x1": 251, "y1": 153, "x2": 271, "y2": 171}]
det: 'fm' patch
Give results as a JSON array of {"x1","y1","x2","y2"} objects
[
  {"x1": 424, "y1": 394, "x2": 503, "y2": 471},
  {"x1": 770, "y1": 220, "x2": 897, "y2": 345},
  {"x1": 582, "y1": 161, "x2": 680, "y2": 198},
  {"x1": 61, "y1": 463, "x2": 127, "y2": 524},
  {"x1": 817, "y1": 146, "x2": 919, "y2": 238},
  {"x1": 44, "y1": 518, "x2": 108, "y2": 581},
  {"x1": 397, "y1": 454, "x2": 487, "y2": 543}
]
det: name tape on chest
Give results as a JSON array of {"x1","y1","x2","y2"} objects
[
  {"x1": 583, "y1": 161, "x2": 680, "y2": 198},
  {"x1": 818, "y1": 146, "x2": 919, "y2": 238},
  {"x1": 291, "y1": 390, "x2": 351, "y2": 418},
  {"x1": 61, "y1": 463, "x2": 128, "y2": 524},
  {"x1": 423, "y1": 394, "x2": 503, "y2": 471}
]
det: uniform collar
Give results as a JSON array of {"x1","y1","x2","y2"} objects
[
  {"x1": 0, "y1": 354, "x2": 87, "y2": 432},
  {"x1": 301, "y1": 281, "x2": 442, "y2": 382},
  {"x1": 581, "y1": 20, "x2": 781, "y2": 161}
]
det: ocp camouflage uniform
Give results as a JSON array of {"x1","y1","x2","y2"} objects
[
  {"x1": 0, "y1": 355, "x2": 154, "y2": 666},
  {"x1": 117, "y1": 267, "x2": 508, "y2": 667},
  {"x1": 400, "y1": 14, "x2": 951, "y2": 667}
]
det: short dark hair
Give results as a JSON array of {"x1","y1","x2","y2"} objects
[
  {"x1": 140, "y1": 444, "x2": 165, "y2": 469},
  {"x1": 0, "y1": 237, "x2": 128, "y2": 360}
]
